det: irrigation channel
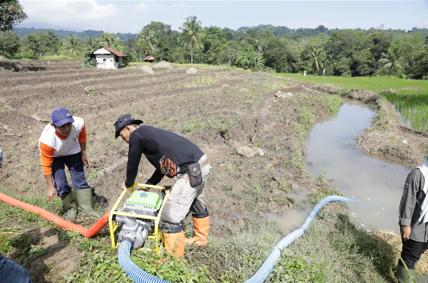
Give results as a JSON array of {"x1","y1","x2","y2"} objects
[{"x1": 305, "y1": 102, "x2": 410, "y2": 232}]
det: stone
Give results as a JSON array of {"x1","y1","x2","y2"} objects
[
  {"x1": 141, "y1": 65, "x2": 154, "y2": 74},
  {"x1": 186, "y1": 67, "x2": 198, "y2": 75}
]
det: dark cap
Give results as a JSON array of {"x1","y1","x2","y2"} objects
[
  {"x1": 51, "y1": 107, "x2": 74, "y2": 127},
  {"x1": 114, "y1": 114, "x2": 143, "y2": 138}
]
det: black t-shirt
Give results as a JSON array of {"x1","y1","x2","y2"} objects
[{"x1": 125, "y1": 125, "x2": 204, "y2": 187}]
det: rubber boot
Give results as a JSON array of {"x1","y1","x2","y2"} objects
[
  {"x1": 185, "y1": 216, "x2": 209, "y2": 246},
  {"x1": 75, "y1": 188, "x2": 101, "y2": 218},
  {"x1": 62, "y1": 192, "x2": 77, "y2": 221},
  {"x1": 163, "y1": 231, "x2": 185, "y2": 258},
  {"x1": 395, "y1": 264, "x2": 416, "y2": 283}
]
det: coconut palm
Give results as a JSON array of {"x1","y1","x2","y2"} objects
[
  {"x1": 136, "y1": 29, "x2": 157, "y2": 61},
  {"x1": 98, "y1": 33, "x2": 120, "y2": 48},
  {"x1": 62, "y1": 35, "x2": 81, "y2": 57},
  {"x1": 379, "y1": 48, "x2": 404, "y2": 76},
  {"x1": 181, "y1": 16, "x2": 202, "y2": 64}
]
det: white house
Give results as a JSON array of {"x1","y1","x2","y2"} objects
[{"x1": 92, "y1": 47, "x2": 126, "y2": 69}]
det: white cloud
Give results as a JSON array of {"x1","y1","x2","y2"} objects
[
  {"x1": 134, "y1": 2, "x2": 147, "y2": 13},
  {"x1": 20, "y1": 0, "x2": 119, "y2": 30}
]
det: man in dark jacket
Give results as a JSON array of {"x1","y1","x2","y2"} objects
[
  {"x1": 114, "y1": 114, "x2": 211, "y2": 257},
  {"x1": 397, "y1": 155, "x2": 428, "y2": 282}
]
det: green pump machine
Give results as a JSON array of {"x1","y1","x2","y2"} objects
[{"x1": 109, "y1": 183, "x2": 170, "y2": 253}]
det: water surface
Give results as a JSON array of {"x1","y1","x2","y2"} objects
[{"x1": 305, "y1": 103, "x2": 409, "y2": 232}]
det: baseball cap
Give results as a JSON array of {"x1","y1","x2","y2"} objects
[
  {"x1": 51, "y1": 107, "x2": 74, "y2": 127},
  {"x1": 114, "y1": 114, "x2": 143, "y2": 138}
]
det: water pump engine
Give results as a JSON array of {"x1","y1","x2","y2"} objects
[{"x1": 116, "y1": 190, "x2": 163, "y2": 249}]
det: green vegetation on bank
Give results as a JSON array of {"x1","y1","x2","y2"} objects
[
  {"x1": 0, "y1": 192, "x2": 393, "y2": 283},
  {"x1": 280, "y1": 73, "x2": 428, "y2": 132}
]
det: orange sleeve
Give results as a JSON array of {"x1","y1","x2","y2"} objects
[
  {"x1": 78, "y1": 126, "x2": 87, "y2": 144},
  {"x1": 39, "y1": 142, "x2": 54, "y2": 176}
]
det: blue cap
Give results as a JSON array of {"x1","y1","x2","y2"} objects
[{"x1": 51, "y1": 107, "x2": 74, "y2": 127}]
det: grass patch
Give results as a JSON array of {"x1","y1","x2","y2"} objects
[
  {"x1": 39, "y1": 55, "x2": 78, "y2": 61},
  {"x1": 278, "y1": 73, "x2": 428, "y2": 92},
  {"x1": 279, "y1": 73, "x2": 428, "y2": 132},
  {"x1": 185, "y1": 76, "x2": 217, "y2": 88},
  {"x1": 181, "y1": 117, "x2": 234, "y2": 136},
  {"x1": 382, "y1": 89, "x2": 428, "y2": 131},
  {"x1": 297, "y1": 107, "x2": 315, "y2": 131}
]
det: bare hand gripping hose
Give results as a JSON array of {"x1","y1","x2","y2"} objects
[{"x1": 245, "y1": 195, "x2": 352, "y2": 283}]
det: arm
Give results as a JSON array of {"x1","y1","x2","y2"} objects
[
  {"x1": 125, "y1": 135, "x2": 144, "y2": 188},
  {"x1": 399, "y1": 170, "x2": 419, "y2": 240},
  {"x1": 79, "y1": 126, "x2": 89, "y2": 168},
  {"x1": 39, "y1": 143, "x2": 56, "y2": 199},
  {"x1": 146, "y1": 168, "x2": 164, "y2": 185}
]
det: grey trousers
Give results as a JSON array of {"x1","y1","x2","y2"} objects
[{"x1": 161, "y1": 155, "x2": 211, "y2": 231}]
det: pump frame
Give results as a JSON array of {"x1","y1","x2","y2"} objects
[{"x1": 109, "y1": 183, "x2": 170, "y2": 253}]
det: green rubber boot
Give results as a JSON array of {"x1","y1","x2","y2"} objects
[
  {"x1": 75, "y1": 188, "x2": 101, "y2": 218},
  {"x1": 62, "y1": 192, "x2": 77, "y2": 221},
  {"x1": 395, "y1": 264, "x2": 416, "y2": 283}
]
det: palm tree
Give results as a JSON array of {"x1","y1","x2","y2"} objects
[
  {"x1": 136, "y1": 30, "x2": 157, "y2": 61},
  {"x1": 180, "y1": 16, "x2": 202, "y2": 64},
  {"x1": 379, "y1": 47, "x2": 404, "y2": 76},
  {"x1": 98, "y1": 33, "x2": 119, "y2": 48},
  {"x1": 62, "y1": 35, "x2": 81, "y2": 57}
]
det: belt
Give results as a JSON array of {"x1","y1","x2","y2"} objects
[{"x1": 177, "y1": 155, "x2": 210, "y2": 175}]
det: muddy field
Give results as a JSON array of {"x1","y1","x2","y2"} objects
[
  {"x1": 1, "y1": 60, "x2": 426, "y2": 282},
  {"x1": 0, "y1": 61, "x2": 334, "y2": 219}
]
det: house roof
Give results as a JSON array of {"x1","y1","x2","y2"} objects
[
  {"x1": 143, "y1": 55, "x2": 156, "y2": 62},
  {"x1": 93, "y1": 47, "x2": 126, "y2": 57}
]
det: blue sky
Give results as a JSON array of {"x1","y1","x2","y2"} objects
[{"x1": 17, "y1": 0, "x2": 428, "y2": 33}]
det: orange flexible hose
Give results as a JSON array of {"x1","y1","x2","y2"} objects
[{"x1": 0, "y1": 192, "x2": 108, "y2": 238}]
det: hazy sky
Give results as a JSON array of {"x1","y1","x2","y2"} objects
[{"x1": 17, "y1": 0, "x2": 428, "y2": 33}]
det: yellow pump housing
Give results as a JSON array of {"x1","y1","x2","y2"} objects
[{"x1": 109, "y1": 183, "x2": 170, "y2": 253}]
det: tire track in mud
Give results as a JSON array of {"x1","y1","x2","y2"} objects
[
  {"x1": 7, "y1": 70, "x2": 246, "y2": 113},
  {"x1": 0, "y1": 69, "x2": 133, "y2": 87},
  {"x1": 0, "y1": 69, "x2": 189, "y2": 93},
  {"x1": 3, "y1": 70, "x2": 194, "y2": 104}
]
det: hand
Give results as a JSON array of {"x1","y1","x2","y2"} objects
[
  {"x1": 82, "y1": 152, "x2": 90, "y2": 168},
  {"x1": 401, "y1": 225, "x2": 411, "y2": 241},
  {"x1": 121, "y1": 182, "x2": 127, "y2": 191},
  {"x1": 47, "y1": 185, "x2": 55, "y2": 200}
]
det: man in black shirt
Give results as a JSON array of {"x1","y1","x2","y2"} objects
[{"x1": 114, "y1": 114, "x2": 211, "y2": 257}]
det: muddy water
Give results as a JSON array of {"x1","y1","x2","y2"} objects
[{"x1": 305, "y1": 103, "x2": 410, "y2": 232}]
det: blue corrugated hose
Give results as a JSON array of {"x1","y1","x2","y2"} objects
[
  {"x1": 118, "y1": 195, "x2": 351, "y2": 283},
  {"x1": 118, "y1": 240, "x2": 170, "y2": 283},
  {"x1": 245, "y1": 195, "x2": 352, "y2": 283}
]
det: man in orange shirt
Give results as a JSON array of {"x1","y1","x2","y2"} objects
[{"x1": 39, "y1": 107, "x2": 99, "y2": 220}]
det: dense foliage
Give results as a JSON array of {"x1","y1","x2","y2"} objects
[
  {"x1": 0, "y1": 0, "x2": 26, "y2": 32},
  {"x1": 2, "y1": 17, "x2": 428, "y2": 79}
]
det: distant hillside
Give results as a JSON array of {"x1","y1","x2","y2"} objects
[
  {"x1": 237, "y1": 24, "x2": 332, "y2": 37},
  {"x1": 13, "y1": 27, "x2": 137, "y2": 41},
  {"x1": 237, "y1": 25, "x2": 428, "y2": 38},
  {"x1": 13, "y1": 26, "x2": 428, "y2": 42}
]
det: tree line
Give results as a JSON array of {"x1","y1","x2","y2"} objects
[{"x1": 0, "y1": 1, "x2": 427, "y2": 79}]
